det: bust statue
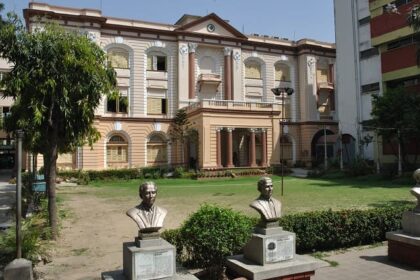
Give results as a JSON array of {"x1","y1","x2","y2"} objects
[
  {"x1": 250, "y1": 177, "x2": 281, "y2": 222},
  {"x1": 126, "y1": 181, "x2": 167, "y2": 233},
  {"x1": 411, "y1": 169, "x2": 420, "y2": 213}
]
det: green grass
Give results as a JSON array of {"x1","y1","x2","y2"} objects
[{"x1": 85, "y1": 174, "x2": 415, "y2": 217}]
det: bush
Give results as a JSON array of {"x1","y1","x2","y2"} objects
[
  {"x1": 58, "y1": 168, "x2": 142, "y2": 182},
  {"x1": 279, "y1": 204, "x2": 413, "y2": 253},
  {"x1": 345, "y1": 157, "x2": 374, "y2": 177},
  {"x1": 161, "y1": 204, "x2": 413, "y2": 278},
  {"x1": 0, "y1": 200, "x2": 51, "y2": 266},
  {"x1": 177, "y1": 204, "x2": 254, "y2": 277}
]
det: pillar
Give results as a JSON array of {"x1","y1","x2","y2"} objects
[
  {"x1": 226, "y1": 127, "x2": 234, "y2": 168},
  {"x1": 249, "y1": 129, "x2": 257, "y2": 167},
  {"x1": 216, "y1": 128, "x2": 222, "y2": 168},
  {"x1": 224, "y1": 47, "x2": 232, "y2": 100},
  {"x1": 188, "y1": 43, "x2": 198, "y2": 99},
  {"x1": 261, "y1": 129, "x2": 267, "y2": 167}
]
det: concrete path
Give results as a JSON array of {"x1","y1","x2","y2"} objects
[
  {"x1": 313, "y1": 245, "x2": 420, "y2": 280},
  {"x1": 290, "y1": 168, "x2": 309, "y2": 178},
  {"x1": 0, "y1": 169, "x2": 14, "y2": 230}
]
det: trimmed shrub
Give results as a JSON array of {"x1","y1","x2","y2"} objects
[
  {"x1": 162, "y1": 203, "x2": 413, "y2": 278},
  {"x1": 178, "y1": 204, "x2": 254, "y2": 276},
  {"x1": 279, "y1": 204, "x2": 413, "y2": 253},
  {"x1": 58, "y1": 168, "x2": 142, "y2": 182}
]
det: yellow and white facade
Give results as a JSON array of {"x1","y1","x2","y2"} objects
[{"x1": 0, "y1": 2, "x2": 337, "y2": 171}]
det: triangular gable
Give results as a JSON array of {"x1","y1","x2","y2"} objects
[{"x1": 175, "y1": 13, "x2": 248, "y2": 39}]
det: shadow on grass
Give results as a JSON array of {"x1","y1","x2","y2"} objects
[
  {"x1": 305, "y1": 173, "x2": 415, "y2": 189},
  {"x1": 368, "y1": 200, "x2": 415, "y2": 208}
]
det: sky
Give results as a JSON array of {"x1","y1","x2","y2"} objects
[{"x1": 2, "y1": 0, "x2": 336, "y2": 43}]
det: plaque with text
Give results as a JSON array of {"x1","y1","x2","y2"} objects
[
  {"x1": 265, "y1": 235, "x2": 294, "y2": 263},
  {"x1": 134, "y1": 249, "x2": 174, "y2": 280}
]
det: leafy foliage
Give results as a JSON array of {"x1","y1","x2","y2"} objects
[
  {"x1": 365, "y1": 87, "x2": 420, "y2": 166},
  {"x1": 280, "y1": 204, "x2": 412, "y2": 253},
  {"x1": 177, "y1": 204, "x2": 254, "y2": 277},
  {"x1": 162, "y1": 203, "x2": 413, "y2": 278},
  {"x1": 0, "y1": 16, "x2": 117, "y2": 237}
]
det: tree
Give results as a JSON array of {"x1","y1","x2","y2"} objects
[
  {"x1": 0, "y1": 18, "x2": 117, "y2": 238},
  {"x1": 408, "y1": 4, "x2": 420, "y2": 65},
  {"x1": 169, "y1": 108, "x2": 191, "y2": 166},
  {"x1": 365, "y1": 87, "x2": 420, "y2": 168}
]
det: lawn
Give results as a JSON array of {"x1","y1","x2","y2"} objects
[{"x1": 86, "y1": 173, "x2": 415, "y2": 219}]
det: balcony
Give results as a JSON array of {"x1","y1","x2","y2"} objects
[
  {"x1": 381, "y1": 44, "x2": 417, "y2": 73},
  {"x1": 317, "y1": 81, "x2": 334, "y2": 91},
  {"x1": 197, "y1": 73, "x2": 221, "y2": 92},
  {"x1": 370, "y1": 1, "x2": 416, "y2": 41},
  {"x1": 185, "y1": 99, "x2": 281, "y2": 114}
]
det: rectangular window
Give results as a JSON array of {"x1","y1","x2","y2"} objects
[
  {"x1": 316, "y1": 68, "x2": 329, "y2": 83},
  {"x1": 361, "y1": 82, "x2": 380, "y2": 93},
  {"x1": 147, "y1": 55, "x2": 167, "y2": 71},
  {"x1": 147, "y1": 97, "x2": 167, "y2": 115},
  {"x1": 106, "y1": 88, "x2": 128, "y2": 113},
  {"x1": 358, "y1": 16, "x2": 370, "y2": 26},
  {"x1": 387, "y1": 36, "x2": 415, "y2": 50},
  {"x1": 360, "y1": 48, "x2": 379, "y2": 59}
]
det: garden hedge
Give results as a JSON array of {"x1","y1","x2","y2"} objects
[{"x1": 162, "y1": 203, "x2": 414, "y2": 274}]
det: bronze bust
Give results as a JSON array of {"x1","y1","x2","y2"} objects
[
  {"x1": 250, "y1": 177, "x2": 281, "y2": 222},
  {"x1": 126, "y1": 181, "x2": 167, "y2": 232}
]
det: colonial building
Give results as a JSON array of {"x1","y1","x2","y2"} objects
[{"x1": 0, "y1": 2, "x2": 337, "y2": 171}]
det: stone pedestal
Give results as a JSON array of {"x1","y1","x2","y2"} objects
[
  {"x1": 387, "y1": 231, "x2": 420, "y2": 269},
  {"x1": 226, "y1": 254, "x2": 327, "y2": 280},
  {"x1": 401, "y1": 211, "x2": 420, "y2": 236},
  {"x1": 243, "y1": 228, "x2": 295, "y2": 265},
  {"x1": 228, "y1": 226, "x2": 326, "y2": 280},
  {"x1": 123, "y1": 239, "x2": 176, "y2": 280},
  {"x1": 4, "y1": 258, "x2": 33, "y2": 280}
]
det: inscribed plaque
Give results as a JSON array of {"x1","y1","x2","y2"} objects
[
  {"x1": 265, "y1": 235, "x2": 294, "y2": 263},
  {"x1": 134, "y1": 250, "x2": 174, "y2": 280}
]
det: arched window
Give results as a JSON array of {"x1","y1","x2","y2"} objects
[
  {"x1": 147, "y1": 134, "x2": 167, "y2": 166},
  {"x1": 107, "y1": 48, "x2": 129, "y2": 69},
  {"x1": 199, "y1": 56, "x2": 216, "y2": 74},
  {"x1": 107, "y1": 134, "x2": 128, "y2": 167},
  {"x1": 275, "y1": 63, "x2": 291, "y2": 82},
  {"x1": 245, "y1": 61, "x2": 262, "y2": 79},
  {"x1": 147, "y1": 52, "x2": 167, "y2": 71}
]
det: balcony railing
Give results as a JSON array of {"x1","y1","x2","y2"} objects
[
  {"x1": 185, "y1": 99, "x2": 281, "y2": 113},
  {"x1": 197, "y1": 73, "x2": 221, "y2": 92}
]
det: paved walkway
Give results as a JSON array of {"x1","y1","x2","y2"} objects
[
  {"x1": 290, "y1": 168, "x2": 309, "y2": 178},
  {"x1": 313, "y1": 245, "x2": 420, "y2": 280}
]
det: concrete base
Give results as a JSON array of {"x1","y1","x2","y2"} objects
[
  {"x1": 102, "y1": 269, "x2": 199, "y2": 280},
  {"x1": 4, "y1": 258, "x2": 33, "y2": 280},
  {"x1": 402, "y1": 211, "x2": 420, "y2": 236},
  {"x1": 387, "y1": 231, "x2": 420, "y2": 269},
  {"x1": 123, "y1": 240, "x2": 176, "y2": 280},
  {"x1": 226, "y1": 254, "x2": 328, "y2": 280},
  {"x1": 243, "y1": 231, "x2": 295, "y2": 265}
]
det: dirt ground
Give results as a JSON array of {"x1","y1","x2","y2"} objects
[{"x1": 34, "y1": 186, "x2": 188, "y2": 280}]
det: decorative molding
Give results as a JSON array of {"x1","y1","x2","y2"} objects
[
  {"x1": 152, "y1": 40, "x2": 164, "y2": 47},
  {"x1": 226, "y1": 127, "x2": 235, "y2": 132},
  {"x1": 188, "y1": 42, "x2": 198, "y2": 53},
  {"x1": 224, "y1": 47, "x2": 233, "y2": 56},
  {"x1": 216, "y1": 127, "x2": 222, "y2": 132},
  {"x1": 179, "y1": 45, "x2": 188, "y2": 55},
  {"x1": 279, "y1": 55, "x2": 288, "y2": 61},
  {"x1": 115, "y1": 36, "x2": 124, "y2": 43},
  {"x1": 153, "y1": 122, "x2": 162, "y2": 131},
  {"x1": 114, "y1": 121, "x2": 122, "y2": 131},
  {"x1": 87, "y1": 31, "x2": 97, "y2": 42},
  {"x1": 251, "y1": 51, "x2": 258, "y2": 57},
  {"x1": 233, "y1": 51, "x2": 241, "y2": 61}
]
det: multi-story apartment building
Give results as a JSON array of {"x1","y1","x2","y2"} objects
[
  {"x1": 334, "y1": 0, "x2": 382, "y2": 165},
  {"x1": 1, "y1": 2, "x2": 337, "y2": 171},
  {"x1": 335, "y1": 0, "x2": 420, "y2": 168}
]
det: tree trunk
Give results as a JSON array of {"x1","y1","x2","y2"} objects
[{"x1": 45, "y1": 130, "x2": 59, "y2": 239}]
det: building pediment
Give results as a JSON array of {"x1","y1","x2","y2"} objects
[{"x1": 175, "y1": 13, "x2": 247, "y2": 39}]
